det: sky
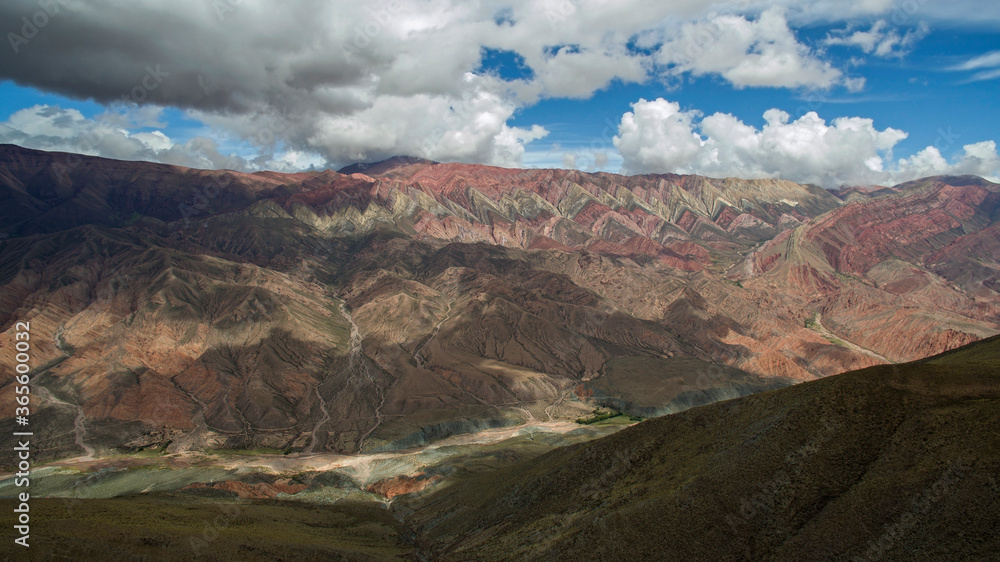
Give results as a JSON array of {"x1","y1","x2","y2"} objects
[{"x1": 0, "y1": 0, "x2": 998, "y2": 188}]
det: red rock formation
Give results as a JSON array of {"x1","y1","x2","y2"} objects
[{"x1": 366, "y1": 474, "x2": 440, "y2": 499}]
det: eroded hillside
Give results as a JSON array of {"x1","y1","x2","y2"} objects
[{"x1": 1, "y1": 145, "x2": 997, "y2": 458}]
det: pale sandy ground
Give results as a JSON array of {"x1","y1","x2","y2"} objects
[{"x1": 1, "y1": 420, "x2": 613, "y2": 493}]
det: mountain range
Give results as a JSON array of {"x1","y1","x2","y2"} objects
[{"x1": 1, "y1": 143, "x2": 998, "y2": 460}]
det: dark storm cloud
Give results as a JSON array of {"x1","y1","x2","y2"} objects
[{"x1": 0, "y1": 0, "x2": 373, "y2": 115}]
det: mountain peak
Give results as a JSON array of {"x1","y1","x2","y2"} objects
[{"x1": 336, "y1": 155, "x2": 438, "y2": 177}]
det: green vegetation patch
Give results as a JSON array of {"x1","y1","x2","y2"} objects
[{"x1": 575, "y1": 408, "x2": 625, "y2": 425}]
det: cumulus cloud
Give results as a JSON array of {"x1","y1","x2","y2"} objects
[
  {"x1": 653, "y1": 8, "x2": 851, "y2": 90},
  {"x1": 613, "y1": 98, "x2": 1000, "y2": 187},
  {"x1": 896, "y1": 141, "x2": 1000, "y2": 180},
  {"x1": 614, "y1": 99, "x2": 704, "y2": 172},
  {"x1": 5, "y1": 0, "x2": 992, "y2": 172},
  {"x1": 521, "y1": 45, "x2": 648, "y2": 100},
  {"x1": 1, "y1": 0, "x2": 683, "y2": 168},
  {"x1": 0, "y1": 0, "x2": 883, "y2": 169},
  {"x1": 0, "y1": 104, "x2": 319, "y2": 172},
  {"x1": 824, "y1": 20, "x2": 929, "y2": 58}
]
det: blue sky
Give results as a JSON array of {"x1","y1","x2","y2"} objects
[
  {"x1": 1, "y1": 0, "x2": 998, "y2": 187},
  {"x1": 510, "y1": 22, "x2": 1000, "y2": 176}
]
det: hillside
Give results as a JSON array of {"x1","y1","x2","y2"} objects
[
  {"x1": 0, "y1": 144, "x2": 998, "y2": 459},
  {"x1": 4, "y1": 336, "x2": 997, "y2": 561},
  {"x1": 403, "y1": 335, "x2": 1000, "y2": 560}
]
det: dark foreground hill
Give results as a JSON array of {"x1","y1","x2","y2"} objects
[
  {"x1": 401, "y1": 335, "x2": 1000, "y2": 560},
  {"x1": 4, "y1": 336, "x2": 998, "y2": 561}
]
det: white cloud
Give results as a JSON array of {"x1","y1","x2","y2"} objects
[
  {"x1": 654, "y1": 8, "x2": 849, "y2": 90},
  {"x1": 949, "y1": 50, "x2": 1000, "y2": 83},
  {"x1": 967, "y1": 68, "x2": 1000, "y2": 82},
  {"x1": 0, "y1": 104, "x2": 322, "y2": 173},
  {"x1": 951, "y1": 50, "x2": 1000, "y2": 71},
  {"x1": 613, "y1": 97, "x2": 1000, "y2": 187},
  {"x1": 525, "y1": 46, "x2": 648, "y2": 100},
  {"x1": 274, "y1": 149, "x2": 329, "y2": 171},
  {"x1": 824, "y1": 20, "x2": 928, "y2": 58},
  {"x1": 6, "y1": 0, "x2": 995, "y2": 173},
  {"x1": 523, "y1": 143, "x2": 620, "y2": 172},
  {"x1": 4, "y1": 105, "x2": 90, "y2": 139},
  {"x1": 298, "y1": 80, "x2": 549, "y2": 167},
  {"x1": 0, "y1": 0, "x2": 886, "y2": 169},
  {"x1": 131, "y1": 131, "x2": 172, "y2": 151},
  {"x1": 613, "y1": 99, "x2": 704, "y2": 172},
  {"x1": 894, "y1": 142, "x2": 1000, "y2": 181}
]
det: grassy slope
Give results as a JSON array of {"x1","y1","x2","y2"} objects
[
  {"x1": 0, "y1": 495, "x2": 411, "y2": 561},
  {"x1": 922, "y1": 333, "x2": 1000, "y2": 366},
  {"x1": 403, "y1": 338, "x2": 1000, "y2": 560}
]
